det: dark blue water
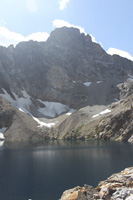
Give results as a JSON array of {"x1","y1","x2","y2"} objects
[{"x1": 0, "y1": 140, "x2": 133, "y2": 200}]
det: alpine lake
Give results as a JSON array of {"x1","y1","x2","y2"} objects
[{"x1": 0, "y1": 140, "x2": 133, "y2": 200}]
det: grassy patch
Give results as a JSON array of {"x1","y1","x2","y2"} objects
[{"x1": 75, "y1": 124, "x2": 84, "y2": 136}]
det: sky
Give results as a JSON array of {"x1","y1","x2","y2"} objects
[{"x1": 0, "y1": 0, "x2": 133, "y2": 61}]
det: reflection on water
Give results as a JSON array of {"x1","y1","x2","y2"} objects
[
  {"x1": 0, "y1": 140, "x2": 4, "y2": 148},
  {"x1": 0, "y1": 140, "x2": 133, "y2": 200}
]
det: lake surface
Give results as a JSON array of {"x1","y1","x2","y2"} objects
[{"x1": 0, "y1": 140, "x2": 133, "y2": 200}]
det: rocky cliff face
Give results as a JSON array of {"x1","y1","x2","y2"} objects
[
  {"x1": 88, "y1": 93, "x2": 133, "y2": 142},
  {"x1": 0, "y1": 27, "x2": 133, "y2": 109},
  {"x1": 0, "y1": 27, "x2": 133, "y2": 141},
  {"x1": 60, "y1": 167, "x2": 133, "y2": 200}
]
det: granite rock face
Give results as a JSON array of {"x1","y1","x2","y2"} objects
[
  {"x1": 98, "y1": 108, "x2": 133, "y2": 142},
  {"x1": 60, "y1": 167, "x2": 133, "y2": 200},
  {"x1": 93, "y1": 94, "x2": 133, "y2": 142},
  {"x1": 0, "y1": 27, "x2": 133, "y2": 110}
]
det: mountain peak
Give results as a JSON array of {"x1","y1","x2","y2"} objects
[{"x1": 47, "y1": 27, "x2": 92, "y2": 47}]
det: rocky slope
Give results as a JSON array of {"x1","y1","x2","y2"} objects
[
  {"x1": 0, "y1": 27, "x2": 133, "y2": 141},
  {"x1": 0, "y1": 97, "x2": 48, "y2": 141},
  {"x1": 60, "y1": 167, "x2": 133, "y2": 200},
  {"x1": 52, "y1": 87, "x2": 133, "y2": 142},
  {"x1": 1, "y1": 92, "x2": 132, "y2": 141}
]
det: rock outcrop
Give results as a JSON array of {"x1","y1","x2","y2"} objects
[
  {"x1": 60, "y1": 185, "x2": 97, "y2": 200},
  {"x1": 97, "y1": 108, "x2": 133, "y2": 142},
  {"x1": 60, "y1": 167, "x2": 133, "y2": 200},
  {"x1": 96, "y1": 167, "x2": 133, "y2": 200},
  {"x1": 90, "y1": 94, "x2": 133, "y2": 142},
  {"x1": 0, "y1": 97, "x2": 48, "y2": 141}
]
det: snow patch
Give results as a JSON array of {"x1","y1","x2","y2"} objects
[
  {"x1": 0, "y1": 89, "x2": 15, "y2": 104},
  {"x1": 73, "y1": 81, "x2": 76, "y2": 83},
  {"x1": 0, "y1": 133, "x2": 5, "y2": 140},
  {"x1": 100, "y1": 109, "x2": 111, "y2": 115},
  {"x1": 0, "y1": 89, "x2": 32, "y2": 114},
  {"x1": 13, "y1": 90, "x2": 32, "y2": 113},
  {"x1": 33, "y1": 117, "x2": 55, "y2": 128},
  {"x1": 0, "y1": 127, "x2": 7, "y2": 140},
  {"x1": 0, "y1": 141, "x2": 4, "y2": 147},
  {"x1": 115, "y1": 99, "x2": 119, "y2": 102},
  {"x1": 83, "y1": 82, "x2": 91, "y2": 87},
  {"x1": 19, "y1": 108, "x2": 25, "y2": 112},
  {"x1": 66, "y1": 109, "x2": 76, "y2": 116},
  {"x1": 0, "y1": 88, "x2": 75, "y2": 129},
  {"x1": 96, "y1": 81, "x2": 103, "y2": 84},
  {"x1": 37, "y1": 99, "x2": 69, "y2": 118},
  {"x1": 0, "y1": 89, "x2": 71, "y2": 118},
  {"x1": 92, "y1": 114, "x2": 99, "y2": 118},
  {"x1": 92, "y1": 109, "x2": 111, "y2": 118},
  {"x1": 128, "y1": 74, "x2": 133, "y2": 81}
]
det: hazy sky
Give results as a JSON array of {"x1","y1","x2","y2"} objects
[{"x1": 0, "y1": 0, "x2": 133, "y2": 60}]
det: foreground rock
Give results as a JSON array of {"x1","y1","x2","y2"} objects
[
  {"x1": 96, "y1": 167, "x2": 133, "y2": 200},
  {"x1": 60, "y1": 185, "x2": 97, "y2": 200},
  {"x1": 60, "y1": 167, "x2": 133, "y2": 200}
]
